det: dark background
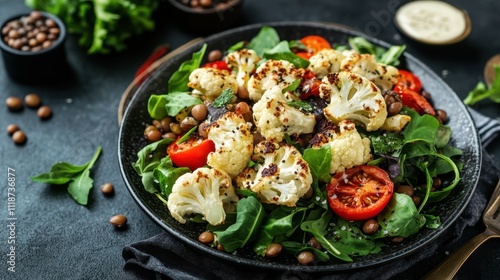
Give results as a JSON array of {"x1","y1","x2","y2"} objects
[{"x1": 0, "y1": 0, "x2": 499, "y2": 279}]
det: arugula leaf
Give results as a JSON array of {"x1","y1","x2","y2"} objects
[
  {"x1": 212, "y1": 88, "x2": 235, "y2": 108},
  {"x1": 214, "y1": 196, "x2": 265, "y2": 252},
  {"x1": 348, "y1": 36, "x2": 405, "y2": 66},
  {"x1": 31, "y1": 146, "x2": 102, "y2": 205},
  {"x1": 246, "y1": 26, "x2": 280, "y2": 57},
  {"x1": 168, "y1": 44, "x2": 207, "y2": 93},
  {"x1": 263, "y1": 41, "x2": 310, "y2": 69},
  {"x1": 463, "y1": 65, "x2": 500, "y2": 105},
  {"x1": 26, "y1": 0, "x2": 158, "y2": 54}
]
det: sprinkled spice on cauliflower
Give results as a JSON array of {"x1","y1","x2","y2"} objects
[
  {"x1": 320, "y1": 71, "x2": 387, "y2": 131},
  {"x1": 252, "y1": 85, "x2": 316, "y2": 142},
  {"x1": 188, "y1": 67, "x2": 238, "y2": 101},
  {"x1": 310, "y1": 119, "x2": 372, "y2": 174},
  {"x1": 308, "y1": 48, "x2": 345, "y2": 79},
  {"x1": 340, "y1": 52, "x2": 399, "y2": 91},
  {"x1": 167, "y1": 167, "x2": 239, "y2": 226},
  {"x1": 207, "y1": 112, "x2": 254, "y2": 178},
  {"x1": 237, "y1": 141, "x2": 313, "y2": 207},
  {"x1": 247, "y1": 59, "x2": 305, "y2": 101},
  {"x1": 225, "y1": 49, "x2": 261, "y2": 89}
]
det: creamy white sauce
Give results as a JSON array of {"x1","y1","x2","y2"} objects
[{"x1": 395, "y1": 0, "x2": 468, "y2": 44}]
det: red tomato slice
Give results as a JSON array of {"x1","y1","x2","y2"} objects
[
  {"x1": 327, "y1": 165, "x2": 394, "y2": 221},
  {"x1": 202, "y1": 60, "x2": 231, "y2": 72},
  {"x1": 295, "y1": 35, "x2": 331, "y2": 60},
  {"x1": 395, "y1": 88, "x2": 436, "y2": 115},
  {"x1": 299, "y1": 70, "x2": 321, "y2": 99},
  {"x1": 394, "y1": 70, "x2": 423, "y2": 93},
  {"x1": 167, "y1": 137, "x2": 216, "y2": 171}
]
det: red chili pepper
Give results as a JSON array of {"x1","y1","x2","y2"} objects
[{"x1": 202, "y1": 60, "x2": 232, "y2": 72}]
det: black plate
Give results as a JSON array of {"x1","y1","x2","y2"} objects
[{"x1": 118, "y1": 22, "x2": 482, "y2": 271}]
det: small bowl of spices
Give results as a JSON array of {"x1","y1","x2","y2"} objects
[
  {"x1": 167, "y1": 0, "x2": 244, "y2": 34},
  {"x1": 0, "y1": 10, "x2": 68, "y2": 84}
]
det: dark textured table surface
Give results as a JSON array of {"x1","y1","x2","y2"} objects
[{"x1": 1, "y1": 0, "x2": 499, "y2": 279}]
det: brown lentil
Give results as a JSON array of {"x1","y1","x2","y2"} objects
[
  {"x1": 412, "y1": 195, "x2": 422, "y2": 207},
  {"x1": 390, "y1": 236, "x2": 404, "y2": 243},
  {"x1": 395, "y1": 185, "x2": 414, "y2": 197},
  {"x1": 2, "y1": 11, "x2": 60, "y2": 52},
  {"x1": 12, "y1": 130, "x2": 27, "y2": 144},
  {"x1": 24, "y1": 93, "x2": 41, "y2": 108},
  {"x1": 198, "y1": 122, "x2": 210, "y2": 139},
  {"x1": 37, "y1": 105, "x2": 52, "y2": 119},
  {"x1": 101, "y1": 183, "x2": 114, "y2": 196},
  {"x1": 297, "y1": 251, "x2": 315, "y2": 265},
  {"x1": 216, "y1": 243, "x2": 225, "y2": 252},
  {"x1": 110, "y1": 214, "x2": 127, "y2": 228},
  {"x1": 436, "y1": 109, "x2": 448, "y2": 124},
  {"x1": 362, "y1": 219, "x2": 379, "y2": 235},
  {"x1": 160, "y1": 117, "x2": 172, "y2": 132},
  {"x1": 163, "y1": 132, "x2": 177, "y2": 140},
  {"x1": 432, "y1": 177, "x2": 442, "y2": 188},
  {"x1": 265, "y1": 243, "x2": 283, "y2": 258},
  {"x1": 6, "y1": 96, "x2": 23, "y2": 111},
  {"x1": 180, "y1": 117, "x2": 198, "y2": 131},
  {"x1": 191, "y1": 104, "x2": 208, "y2": 121},
  {"x1": 208, "y1": 49, "x2": 222, "y2": 62},
  {"x1": 152, "y1": 119, "x2": 162, "y2": 130},
  {"x1": 170, "y1": 123, "x2": 183, "y2": 135},
  {"x1": 146, "y1": 129, "x2": 162, "y2": 142},
  {"x1": 387, "y1": 101, "x2": 403, "y2": 116},
  {"x1": 200, "y1": 0, "x2": 213, "y2": 8},
  {"x1": 421, "y1": 90, "x2": 432, "y2": 102},
  {"x1": 6, "y1": 124, "x2": 20, "y2": 135},
  {"x1": 235, "y1": 102, "x2": 250, "y2": 115},
  {"x1": 237, "y1": 86, "x2": 249, "y2": 100},
  {"x1": 198, "y1": 231, "x2": 215, "y2": 244}
]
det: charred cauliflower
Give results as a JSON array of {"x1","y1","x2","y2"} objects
[
  {"x1": 310, "y1": 120, "x2": 372, "y2": 174},
  {"x1": 225, "y1": 49, "x2": 261, "y2": 90},
  {"x1": 308, "y1": 49, "x2": 345, "y2": 79},
  {"x1": 188, "y1": 67, "x2": 238, "y2": 101},
  {"x1": 252, "y1": 85, "x2": 316, "y2": 142},
  {"x1": 320, "y1": 71, "x2": 387, "y2": 131},
  {"x1": 340, "y1": 52, "x2": 399, "y2": 91},
  {"x1": 167, "y1": 167, "x2": 239, "y2": 226},
  {"x1": 207, "y1": 112, "x2": 254, "y2": 178},
  {"x1": 237, "y1": 142, "x2": 313, "y2": 207},
  {"x1": 247, "y1": 60, "x2": 305, "y2": 101}
]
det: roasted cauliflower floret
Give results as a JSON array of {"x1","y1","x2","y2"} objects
[
  {"x1": 308, "y1": 49, "x2": 345, "y2": 79},
  {"x1": 310, "y1": 120, "x2": 372, "y2": 174},
  {"x1": 381, "y1": 114, "x2": 412, "y2": 132},
  {"x1": 252, "y1": 85, "x2": 316, "y2": 142},
  {"x1": 320, "y1": 72, "x2": 387, "y2": 131},
  {"x1": 225, "y1": 49, "x2": 261, "y2": 89},
  {"x1": 207, "y1": 112, "x2": 254, "y2": 178},
  {"x1": 187, "y1": 67, "x2": 238, "y2": 101},
  {"x1": 340, "y1": 52, "x2": 399, "y2": 91},
  {"x1": 247, "y1": 60, "x2": 305, "y2": 101},
  {"x1": 167, "y1": 167, "x2": 239, "y2": 226},
  {"x1": 237, "y1": 142, "x2": 313, "y2": 207}
]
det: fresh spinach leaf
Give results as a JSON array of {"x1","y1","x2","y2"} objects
[
  {"x1": 31, "y1": 146, "x2": 102, "y2": 205},
  {"x1": 402, "y1": 109, "x2": 440, "y2": 144},
  {"x1": 147, "y1": 94, "x2": 168, "y2": 120},
  {"x1": 215, "y1": 196, "x2": 265, "y2": 252},
  {"x1": 132, "y1": 138, "x2": 173, "y2": 193},
  {"x1": 165, "y1": 92, "x2": 203, "y2": 117},
  {"x1": 263, "y1": 41, "x2": 310, "y2": 69},
  {"x1": 303, "y1": 146, "x2": 332, "y2": 183},
  {"x1": 168, "y1": 44, "x2": 207, "y2": 93},
  {"x1": 330, "y1": 218, "x2": 383, "y2": 257},
  {"x1": 377, "y1": 193, "x2": 426, "y2": 238},
  {"x1": 153, "y1": 157, "x2": 190, "y2": 197},
  {"x1": 246, "y1": 26, "x2": 280, "y2": 57}
]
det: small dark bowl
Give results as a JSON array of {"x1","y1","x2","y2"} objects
[
  {"x1": 0, "y1": 11, "x2": 68, "y2": 84},
  {"x1": 167, "y1": 0, "x2": 244, "y2": 34}
]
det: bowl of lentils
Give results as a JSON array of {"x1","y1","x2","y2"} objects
[
  {"x1": 0, "y1": 10, "x2": 67, "y2": 84},
  {"x1": 167, "y1": 0, "x2": 244, "y2": 33}
]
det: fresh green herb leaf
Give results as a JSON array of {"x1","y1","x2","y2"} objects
[
  {"x1": 26, "y1": 0, "x2": 158, "y2": 54},
  {"x1": 303, "y1": 146, "x2": 332, "y2": 183},
  {"x1": 377, "y1": 193, "x2": 426, "y2": 238},
  {"x1": 377, "y1": 45, "x2": 406, "y2": 67},
  {"x1": 165, "y1": 92, "x2": 202, "y2": 117},
  {"x1": 31, "y1": 146, "x2": 102, "y2": 205},
  {"x1": 227, "y1": 41, "x2": 246, "y2": 52},
  {"x1": 369, "y1": 131, "x2": 404, "y2": 155},
  {"x1": 463, "y1": 65, "x2": 500, "y2": 105},
  {"x1": 348, "y1": 37, "x2": 405, "y2": 66},
  {"x1": 153, "y1": 157, "x2": 190, "y2": 198},
  {"x1": 246, "y1": 26, "x2": 280, "y2": 57},
  {"x1": 132, "y1": 138, "x2": 173, "y2": 193},
  {"x1": 287, "y1": 100, "x2": 314, "y2": 113},
  {"x1": 282, "y1": 79, "x2": 302, "y2": 93},
  {"x1": 168, "y1": 44, "x2": 207, "y2": 93},
  {"x1": 402, "y1": 109, "x2": 440, "y2": 144},
  {"x1": 213, "y1": 88, "x2": 235, "y2": 108},
  {"x1": 330, "y1": 218, "x2": 383, "y2": 257},
  {"x1": 263, "y1": 41, "x2": 310, "y2": 69},
  {"x1": 178, "y1": 126, "x2": 198, "y2": 143},
  {"x1": 147, "y1": 95, "x2": 168, "y2": 120},
  {"x1": 214, "y1": 196, "x2": 265, "y2": 252}
]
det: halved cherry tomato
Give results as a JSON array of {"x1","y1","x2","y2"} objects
[
  {"x1": 395, "y1": 88, "x2": 435, "y2": 115},
  {"x1": 295, "y1": 35, "x2": 331, "y2": 60},
  {"x1": 299, "y1": 70, "x2": 321, "y2": 99},
  {"x1": 167, "y1": 137, "x2": 216, "y2": 171},
  {"x1": 393, "y1": 70, "x2": 423, "y2": 93},
  {"x1": 202, "y1": 60, "x2": 231, "y2": 72},
  {"x1": 326, "y1": 165, "x2": 394, "y2": 221}
]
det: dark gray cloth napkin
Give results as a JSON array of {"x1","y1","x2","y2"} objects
[{"x1": 122, "y1": 110, "x2": 500, "y2": 280}]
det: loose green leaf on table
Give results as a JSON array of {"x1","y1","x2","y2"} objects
[
  {"x1": 463, "y1": 65, "x2": 500, "y2": 105},
  {"x1": 30, "y1": 146, "x2": 102, "y2": 205}
]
